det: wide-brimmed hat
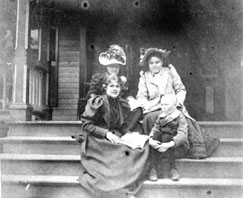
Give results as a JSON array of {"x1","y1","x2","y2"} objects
[
  {"x1": 140, "y1": 48, "x2": 170, "y2": 67},
  {"x1": 99, "y1": 45, "x2": 126, "y2": 66}
]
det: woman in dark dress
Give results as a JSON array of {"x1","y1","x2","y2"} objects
[{"x1": 77, "y1": 75, "x2": 149, "y2": 198}]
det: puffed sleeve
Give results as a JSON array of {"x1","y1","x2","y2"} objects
[
  {"x1": 169, "y1": 65, "x2": 186, "y2": 106},
  {"x1": 172, "y1": 113, "x2": 188, "y2": 147},
  {"x1": 86, "y1": 73, "x2": 105, "y2": 98},
  {"x1": 136, "y1": 71, "x2": 149, "y2": 105},
  {"x1": 81, "y1": 95, "x2": 109, "y2": 138}
]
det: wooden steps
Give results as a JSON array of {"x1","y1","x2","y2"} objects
[
  {"x1": 139, "y1": 178, "x2": 243, "y2": 198},
  {"x1": 199, "y1": 122, "x2": 243, "y2": 138},
  {"x1": 1, "y1": 154, "x2": 242, "y2": 178},
  {"x1": 0, "y1": 136, "x2": 79, "y2": 155},
  {"x1": 6, "y1": 120, "x2": 243, "y2": 136},
  {"x1": 2, "y1": 175, "x2": 91, "y2": 198},
  {"x1": 0, "y1": 121, "x2": 243, "y2": 197},
  {"x1": 1, "y1": 136, "x2": 243, "y2": 157},
  {"x1": 6, "y1": 121, "x2": 83, "y2": 137},
  {"x1": 212, "y1": 138, "x2": 243, "y2": 157},
  {"x1": 2, "y1": 176, "x2": 243, "y2": 198}
]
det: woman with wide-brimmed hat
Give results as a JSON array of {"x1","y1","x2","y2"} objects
[
  {"x1": 137, "y1": 48, "x2": 185, "y2": 115},
  {"x1": 132, "y1": 47, "x2": 219, "y2": 181},
  {"x1": 127, "y1": 48, "x2": 187, "y2": 131},
  {"x1": 86, "y1": 45, "x2": 127, "y2": 98}
]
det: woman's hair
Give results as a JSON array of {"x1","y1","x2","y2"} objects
[
  {"x1": 103, "y1": 74, "x2": 122, "y2": 87},
  {"x1": 144, "y1": 52, "x2": 170, "y2": 71}
]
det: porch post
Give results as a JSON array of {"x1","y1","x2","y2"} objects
[
  {"x1": 241, "y1": 59, "x2": 243, "y2": 120},
  {"x1": 9, "y1": 0, "x2": 32, "y2": 121}
]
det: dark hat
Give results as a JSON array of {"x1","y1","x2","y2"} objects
[
  {"x1": 99, "y1": 45, "x2": 126, "y2": 66},
  {"x1": 140, "y1": 48, "x2": 170, "y2": 67}
]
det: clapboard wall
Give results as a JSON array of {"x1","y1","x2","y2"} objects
[{"x1": 52, "y1": 26, "x2": 80, "y2": 121}]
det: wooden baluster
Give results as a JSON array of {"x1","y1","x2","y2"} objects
[
  {"x1": 38, "y1": 71, "x2": 43, "y2": 109},
  {"x1": 45, "y1": 73, "x2": 49, "y2": 106},
  {"x1": 29, "y1": 69, "x2": 33, "y2": 105},
  {"x1": 2, "y1": 71, "x2": 6, "y2": 110},
  {"x1": 34, "y1": 70, "x2": 38, "y2": 109},
  {"x1": 36, "y1": 70, "x2": 39, "y2": 109}
]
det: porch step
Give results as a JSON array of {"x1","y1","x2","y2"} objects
[
  {"x1": 6, "y1": 121, "x2": 83, "y2": 137},
  {"x1": 199, "y1": 121, "x2": 243, "y2": 138},
  {"x1": 5, "y1": 121, "x2": 243, "y2": 137},
  {"x1": 0, "y1": 136, "x2": 80, "y2": 155},
  {"x1": 0, "y1": 154, "x2": 82, "y2": 176},
  {"x1": 5, "y1": 121, "x2": 243, "y2": 138},
  {"x1": 1, "y1": 121, "x2": 243, "y2": 197},
  {"x1": 212, "y1": 138, "x2": 243, "y2": 157},
  {"x1": 1, "y1": 154, "x2": 242, "y2": 178},
  {"x1": 2, "y1": 175, "x2": 243, "y2": 198},
  {"x1": 1, "y1": 136, "x2": 242, "y2": 157},
  {"x1": 140, "y1": 178, "x2": 243, "y2": 198}
]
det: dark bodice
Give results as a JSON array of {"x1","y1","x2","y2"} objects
[
  {"x1": 81, "y1": 95, "x2": 130, "y2": 138},
  {"x1": 108, "y1": 96, "x2": 121, "y2": 130}
]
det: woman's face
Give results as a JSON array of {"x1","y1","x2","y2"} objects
[
  {"x1": 106, "y1": 64, "x2": 120, "y2": 75},
  {"x1": 106, "y1": 80, "x2": 121, "y2": 98},
  {"x1": 148, "y1": 56, "x2": 163, "y2": 74}
]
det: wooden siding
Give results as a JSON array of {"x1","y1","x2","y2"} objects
[{"x1": 52, "y1": 28, "x2": 80, "y2": 121}]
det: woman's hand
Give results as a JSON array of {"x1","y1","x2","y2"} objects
[
  {"x1": 149, "y1": 138, "x2": 161, "y2": 149},
  {"x1": 106, "y1": 132, "x2": 121, "y2": 144},
  {"x1": 157, "y1": 141, "x2": 175, "y2": 153}
]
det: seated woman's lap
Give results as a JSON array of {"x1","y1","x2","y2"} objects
[{"x1": 79, "y1": 134, "x2": 149, "y2": 194}]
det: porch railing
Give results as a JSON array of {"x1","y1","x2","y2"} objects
[
  {"x1": 0, "y1": 65, "x2": 50, "y2": 119},
  {"x1": 28, "y1": 66, "x2": 49, "y2": 119}
]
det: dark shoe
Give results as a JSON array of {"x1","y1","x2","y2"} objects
[
  {"x1": 170, "y1": 168, "x2": 180, "y2": 181},
  {"x1": 148, "y1": 168, "x2": 158, "y2": 181}
]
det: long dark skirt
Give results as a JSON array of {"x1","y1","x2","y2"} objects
[
  {"x1": 78, "y1": 133, "x2": 149, "y2": 198},
  {"x1": 142, "y1": 110, "x2": 220, "y2": 159}
]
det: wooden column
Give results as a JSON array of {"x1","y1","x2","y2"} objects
[
  {"x1": 0, "y1": 160, "x2": 1, "y2": 198},
  {"x1": 241, "y1": 59, "x2": 243, "y2": 120},
  {"x1": 9, "y1": 0, "x2": 32, "y2": 121},
  {"x1": 39, "y1": 6, "x2": 49, "y2": 111}
]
